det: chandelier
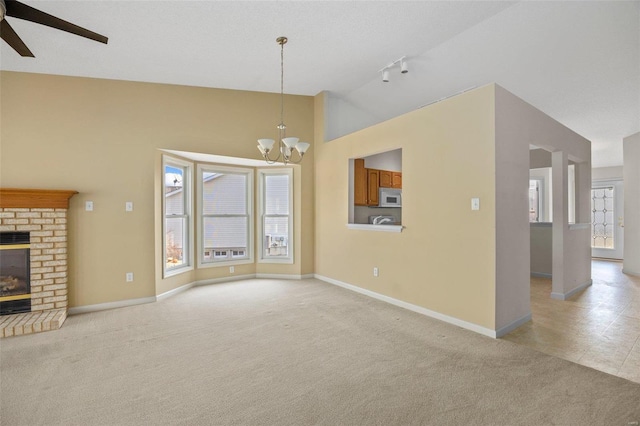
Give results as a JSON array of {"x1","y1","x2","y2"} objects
[{"x1": 257, "y1": 36, "x2": 309, "y2": 164}]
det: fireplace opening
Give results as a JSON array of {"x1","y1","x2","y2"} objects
[{"x1": 0, "y1": 232, "x2": 31, "y2": 315}]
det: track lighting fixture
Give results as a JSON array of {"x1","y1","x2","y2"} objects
[{"x1": 379, "y1": 56, "x2": 408, "y2": 83}]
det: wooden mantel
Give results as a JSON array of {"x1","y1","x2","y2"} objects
[{"x1": 0, "y1": 189, "x2": 78, "y2": 209}]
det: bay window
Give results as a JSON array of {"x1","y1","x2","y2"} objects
[
  {"x1": 163, "y1": 156, "x2": 193, "y2": 276},
  {"x1": 258, "y1": 168, "x2": 293, "y2": 263},
  {"x1": 198, "y1": 165, "x2": 253, "y2": 266}
]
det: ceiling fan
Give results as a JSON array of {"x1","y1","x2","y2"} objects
[{"x1": 0, "y1": 0, "x2": 107, "y2": 57}]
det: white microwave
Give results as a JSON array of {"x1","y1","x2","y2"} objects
[{"x1": 379, "y1": 188, "x2": 402, "y2": 208}]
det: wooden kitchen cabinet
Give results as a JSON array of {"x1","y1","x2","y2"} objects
[
  {"x1": 379, "y1": 170, "x2": 393, "y2": 188},
  {"x1": 379, "y1": 170, "x2": 402, "y2": 189},
  {"x1": 392, "y1": 172, "x2": 402, "y2": 189},
  {"x1": 354, "y1": 159, "x2": 385, "y2": 206},
  {"x1": 354, "y1": 159, "x2": 368, "y2": 206},
  {"x1": 367, "y1": 169, "x2": 379, "y2": 206}
]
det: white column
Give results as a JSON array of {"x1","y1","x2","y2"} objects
[{"x1": 551, "y1": 150, "x2": 568, "y2": 299}]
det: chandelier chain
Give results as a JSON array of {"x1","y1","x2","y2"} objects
[{"x1": 280, "y1": 38, "x2": 285, "y2": 129}]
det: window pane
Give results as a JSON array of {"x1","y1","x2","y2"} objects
[
  {"x1": 165, "y1": 166, "x2": 184, "y2": 215},
  {"x1": 203, "y1": 216, "x2": 248, "y2": 251},
  {"x1": 265, "y1": 175, "x2": 289, "y2": 215},
  {"x1": 591, "y1": 187, "x2": 614, "y2": 249},
  {"x1": 264, "y1": 216, "x2": 288, "y2": 257},
  {"x1": 202, "y1": 173, "x2": 247, "y2": 215},
  {"x1": 166, "y1": 217, "x2": 186, "y2": 268}
]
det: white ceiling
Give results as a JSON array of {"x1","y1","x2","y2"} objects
[{"x1": 1, "y1": 1, "x2": 638, "y2": 167}]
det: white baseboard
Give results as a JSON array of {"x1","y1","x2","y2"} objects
[
  {"x1": 195, "y1": 274, "x2": 256, "y2": 286},
  {"x1": 550, "y1": 279, "x2": 592, "y2": 300},
  {"x1": 156, "y1": 281, "x2": 194, "y2": 301},
  {"x1": 495, "y1": 313, "x2": 532, "y2": 338},
  {"x1": 68, "y1": 296, "x2": 156, "y2": 315},
  {"x1": 530, "y1": 272, "x2": 552, "y2": 279},
  {"x1": 314, "y1": 274, "x2": 499, "y2": 339},
  {"x1": 256, "y1": 273, "x2": 314, "y2": 280},
  {"x1": 622, "y1": 268, "x2": 640, "y2": 277},
  {"x1": 68, "y1": 273, "x2": 314, "y2": 315}
]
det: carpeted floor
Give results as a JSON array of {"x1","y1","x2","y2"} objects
[{"x1": 1, "y1": 278, "x2": 639, "y2": 425}]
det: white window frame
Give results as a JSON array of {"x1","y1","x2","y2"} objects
[
  {"x1": 197, "y1": 164, "x2": 254, "y2": 268},
  {"x1": 258, "y1": 168, "x2": 294, "y2": 264},
  {"x1": 162, "y1": 155, "x2": 194, "y2": 277}
]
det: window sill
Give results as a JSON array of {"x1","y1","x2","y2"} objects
[
  {"x1": 258, "y1": 258, "x2": 294, "y2": 264},
  {"x1": 197, "y1": 258, "x2": 254, "y2": 269},
  {"x1": 346, "y1": 224, "x2": 404, "y2": 233},
  {"x1": 163, "y1": 265, "x2": 194, "y2": 279}
]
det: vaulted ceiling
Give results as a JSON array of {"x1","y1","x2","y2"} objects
[{"x1": 1, "y1": 1, "x2": 638, "y2": 167}]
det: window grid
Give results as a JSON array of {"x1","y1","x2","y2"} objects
[
  {"x1": 259, "y1": 170, "x2": 293, "y2": 263},
  {"x1": 163, "y1": 158, "x2": 192, "y2": 276},
  {"x1": 591, "y1": 187, "x2": 614, "y2": 249},
  {"x1": 199, "y1": 166, "x2": 253, "y2": 265}
]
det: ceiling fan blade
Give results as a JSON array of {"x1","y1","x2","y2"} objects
[
  {"x1": 0, "y1": 19, "x2": 34, "y2": 56},
  {"x1": 5, "y1": 0, "x2": 108, "y2": 44}
]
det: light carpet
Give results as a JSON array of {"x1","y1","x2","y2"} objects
[{"x1": 1, "y1": 278, "x2": 639, "y2": 425}]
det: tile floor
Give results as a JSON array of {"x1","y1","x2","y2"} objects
[{"x1": 503, "y1": 259, "x2": 640, "y2": 383}]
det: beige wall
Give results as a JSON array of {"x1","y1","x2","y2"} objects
[
  {"x1": 0, "y1": 71, "x2": 315, "y2": 307},
  {"x1": 623, "y1": 132, "x2": 640, "y2": 275},
  {"x1": 314, "y1": 85, "x2": 498, "y2": 330}
]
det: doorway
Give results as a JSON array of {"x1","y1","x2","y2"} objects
[{"x1": 591, "y1": 180, "x2": 624, "y2": 259}]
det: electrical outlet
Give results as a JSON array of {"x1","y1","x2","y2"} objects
[
  {"x1": 229, "y1": 266, "x2": 235, "y2": 273},
  {"x1": 85, "y1": 201, "x2": 94, "y2": 211},
  {"x1": 126, "y1": 272, "x2": 134, "y2": 282},
  {"x1": 125, "y1": 201, "x2": 133, "y2": 212},
  {"x1": 373, "y1": 267, "x2": 379, "y2": 277},
  {"x1": 471, "y1": 197, "x2": 480, "y2": 211}
]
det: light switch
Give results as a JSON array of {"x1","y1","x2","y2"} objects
[
  {"x1": 125, "y1": 202, "x2": 133, "y2": 212},
  {"x1": 471, "y1": 198, "x2": 480, "y2": 211},
  {"x1": 85, "y1": 201, "x2": 94, "y2": 211}
]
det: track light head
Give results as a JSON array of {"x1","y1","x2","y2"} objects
[
  {"x1": 400, "y1": 59, "x2": 408, "y2": 74},
  {"x1": 382, "y1": 69, "x2": 390, "y2": 83}
]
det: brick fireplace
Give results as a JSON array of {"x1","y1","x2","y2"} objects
[{"x1": 0, "y1": 189, "x2": 77, "y2": 337}]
